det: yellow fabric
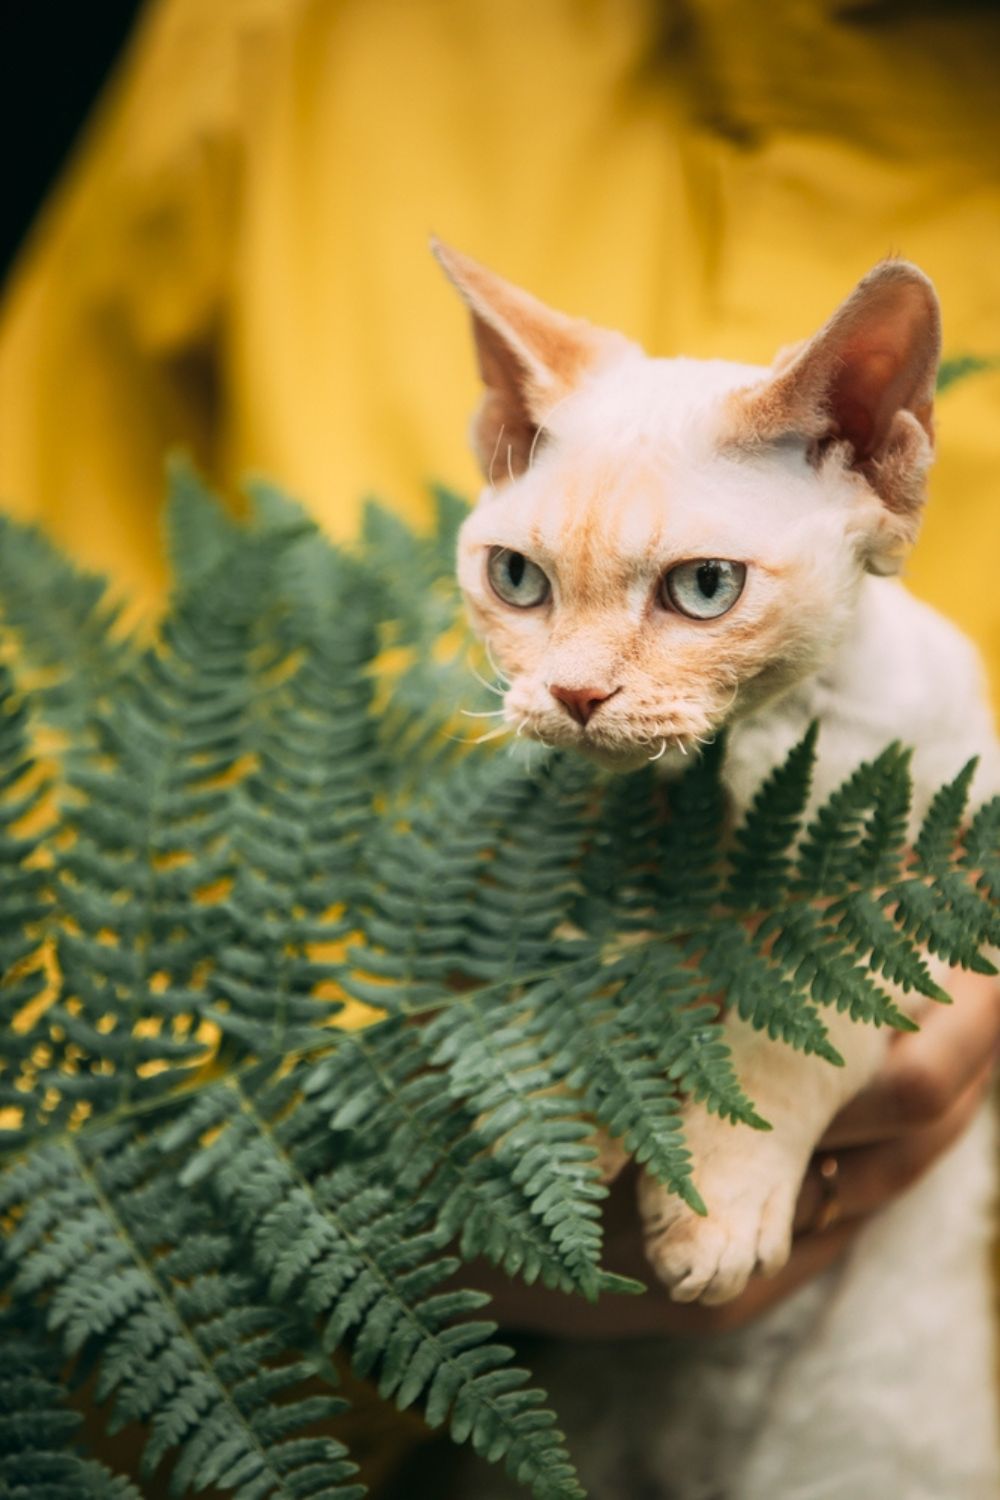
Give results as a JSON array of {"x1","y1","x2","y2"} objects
[{"x1": 1, "y1": 0, "x2": 999, "y2": 700}]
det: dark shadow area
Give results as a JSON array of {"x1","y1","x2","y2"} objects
[{"x1": 0, "y1": 0, "x2": 144, "y2": 281}]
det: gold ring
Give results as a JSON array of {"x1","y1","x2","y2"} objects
[{"x1": 811, "y1": 1153, "x2": 842, "y2": 1233}]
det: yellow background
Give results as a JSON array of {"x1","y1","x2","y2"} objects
[{"x1": 0, "y1": 0, "x2": 998, "y2": 704}]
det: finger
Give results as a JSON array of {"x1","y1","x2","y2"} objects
[
  {"x1": 797, "y1": 1061, "x2": 990, "y2": 1232},
  {"x1": 821, "y1": 969, "x2": 1000, "y2": 1148},
  {"x1": 699, "y1": 1218, "x2": 861, "y2": 1333}
]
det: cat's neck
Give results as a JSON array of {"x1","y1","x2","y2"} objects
[{"x1": 722, "y1": 574, "x2": 985, "y2": 813}]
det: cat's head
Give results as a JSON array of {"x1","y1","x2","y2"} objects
[{"x1": 435, "y1": 241, "x2": 940, "y2": 771}]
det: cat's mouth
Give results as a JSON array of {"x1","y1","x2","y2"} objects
[
  {"x1": 512, "y1": 711, "x2": 702, "y2": 773},
  {"x1": 575, "y1": 731, "x2": 696, "y2": 773}
]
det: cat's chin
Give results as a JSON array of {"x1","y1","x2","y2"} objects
[
  {"x1": 514, "y1": 715, "x2": 709, "y2": 775},
  {"x1": 562, "y1": 737, "x2": 694, "y2": 776}
]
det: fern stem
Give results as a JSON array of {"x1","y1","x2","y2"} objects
[
  {"x1": 67, "y1": 1137, "x2": 312, "y2": 1498},
  {"x1": 221, "y1": 1077, "x2": 583, "y2": 1497}
]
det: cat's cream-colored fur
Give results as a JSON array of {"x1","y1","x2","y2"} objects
[{"x1": 435, "y1": 241, "x2": 999, "y2": 1498}]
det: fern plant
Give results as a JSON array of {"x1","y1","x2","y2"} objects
[{"x1": 0, "y1": 463, "x2": 996, "y2": 1500}]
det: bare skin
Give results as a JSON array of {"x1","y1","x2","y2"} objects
[{"x1": 467, "y1": 968, "x2": 1000, "y2": 1338}]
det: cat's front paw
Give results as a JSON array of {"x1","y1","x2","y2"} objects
[{"x1": 638, "y1": 1151, "x2": 799, "y2": 1306}]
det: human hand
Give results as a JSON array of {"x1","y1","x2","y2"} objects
[{"x1": 467, "y1": 967, "x2": 999, "y2": 1338}]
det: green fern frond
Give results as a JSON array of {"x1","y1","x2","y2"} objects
[
  {"x1": 0, "y1": 667, "x2": 55, "y2": 1145},
  {"x1": 1, "y1": 466, "x2": 997, "y2": 1500},
  {"x1": 528, "y1": 961, "x2": 707, "y2": 1211},
  {"x1": 936, "y1": 353, "x2": 999, "y2": 393},
  {"x1": 827, "y1": 892, "x2": 950, "y2": 1002},
  {"x1": 962, "y1": 794, "x2": 1000, "y2": 908},
  {"x1": 726, "y1": 722, "x2": 818, "y2": 909},
  {"x1": 652, "y1": 735, "x2": 728, "y2": 915},
  {"x1": 39, "y1": 533, "x2": 303, "y2": 1123},
  {"x1": 760, "y1": 902, "x2": 917, "y2": 1031},
  {"x1": 0, "y1": 517, "x2": 133, "y2": 748},
  {"x1": 423, "y1": 987, "x2": 609, "y2": 1301},
  {"x1": 795, "y1": 744, "x2": 903, "y2": 894},
  {"x1": 0, "y1": 1304, "x2": 144, "y2": 1500},
  {"x1": 913, "y1": 758, "x2": 979, "y2": 875},
  {"x1": 183, "y1": 1074, "x2": 585, "y2": 1499},
  {"x1": 208, "y1": 585, "x2": 380, "y2": 1059},
  {"x1": 698, "y1": 920, "x2": 843, "y2": 1063},
  {"x1": 355, "y1": 752, "x2": 590, "y2": 996},
  {"x1": 1, "y1": 1128, "x2": 365, "y2": 1500},
  {"x1": 165, "y1": 454, "x2": 245, "y2": 589},
  {"x1": 304, "y1": 1023, "x2": 593, "y2": 1293}
]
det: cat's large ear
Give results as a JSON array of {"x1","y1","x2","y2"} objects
[
  {"x1": 731, "y1": 261, "x2": 941, "y2": 571},
  {"x1": 433, "y1": 239, "x2": 627, "y2": 482}
]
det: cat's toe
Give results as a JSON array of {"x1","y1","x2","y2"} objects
[
  {"x1": 697, "y1": 1231, "x2": 763, "y2": 1305},
  {"x1": 754, "y1": 1185, "x2": 796, "y2": 1278},
  {"x1": 640, "y1": 1176, "x2": 796, "y2": 1306},
  {"x1": 644, "y1": 1217, "x2": 728, "y2": 1303},
  {"x1": 663, "y1": 1224, "x2": 758, "y2": 1305}
]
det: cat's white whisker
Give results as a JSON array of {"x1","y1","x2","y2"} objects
[
  {"x1": 484, "y1": 642, "x2": 511, "y2": 687},
  {"x1": 647, "y1": 739, "x2": 668, "y2": 762},
  {"x1": 527, "y1": 424, "x2": 544, "y2": 474},
  {"x1": 443, "y1": 722, "x2": 512, "y2": 747},
  {"x1": 527, "y1": 393, "x2": 572, "y2": 471},
  {"x1": 460, "y1": 707, "x2": 505, "y2": 718},
  {"x1": 505, "y1": 443, "x2": 516, "y2": 484},
  {"x1": 470, "y1": 724, "x2": 512, "y2": 745},
  {"x1": 487, "y1": 424, "x2": 506, "y2": 491},
  {"x1": 511, "y1": 734, "x2": 533, "y2": 762},
  {"x1": 717, "y1": 679, "x2": 740, "y2": 718},
  {"x1": 468, "y1": 663, "x2": 506, "y2": 697}
]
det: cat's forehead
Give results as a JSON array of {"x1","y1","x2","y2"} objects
[
  {"x1": 468, "y1": 357, "x2": 828, "y2": 584},
  {"x1": 502, "y1": 452, "x2": 686, "y2": 569},
  {"x1": 548, "y1": 353, "x2": 768, "y2": 451}
]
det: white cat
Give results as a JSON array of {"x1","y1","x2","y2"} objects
[{"x1": 434, "y1": 240, "x2": 999, "y2": 1499}]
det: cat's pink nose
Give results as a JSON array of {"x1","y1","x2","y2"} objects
[{"x1": 549, "y1": 684, "x2": 618, "y2": 727}]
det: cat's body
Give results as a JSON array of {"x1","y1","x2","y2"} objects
[
  {"x1": 467, "y1": 1109, "x2": 997, "y2": 1499},
  {"x1": 434, "y1": 241, "x2": 999, "y2": 1496}
]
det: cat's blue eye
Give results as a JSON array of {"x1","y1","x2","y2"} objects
[
  {"x1": 487, "y1": 548, "x2": 550, "y2": 608},
  {"x1": 662, "y1": 560, "x2": 746, "y2": 620}
]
